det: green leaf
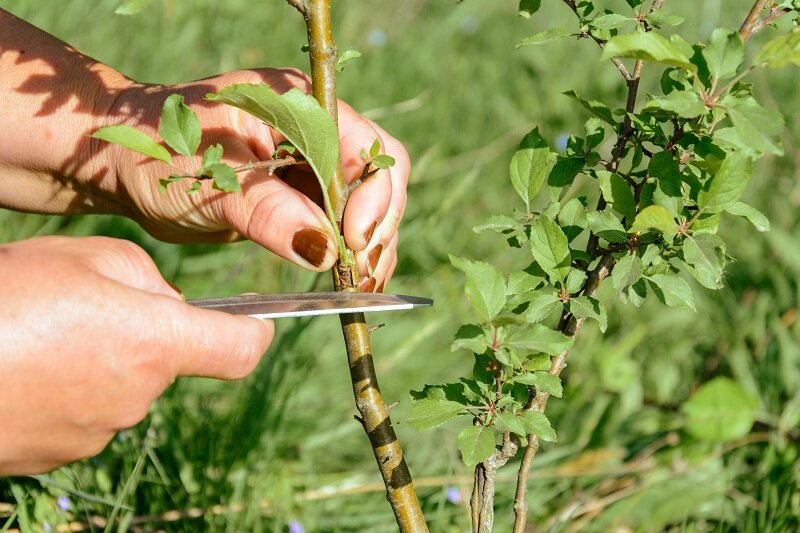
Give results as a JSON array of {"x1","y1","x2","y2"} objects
[
  {"x1": 405, "y1": 399, "x2": 465, "y2": 430},
  {"x1": 755, "y1": 28, "x2": 800, "y2": 69},
  {"x1": 702, "y1": 28, "x2": 744, "y2": 81},
  {"x1": 647, "y1": 152, "x2": 682, "y2": 197},
  {"x1": 530, "y1": 216, "x2": 571, "y2": 283},
  {"x1": 590, "y1": 14, "x2": 632, "y2": 30},
  {"x1": 723, "y1": 96, "x2": 784, "y2": 156},
  {"x1": 507, "y1": 270, "x2": 546, "y2": 296},
  {"x1": 506, "y1": 325, "x2": 573, "y2": 356},
  {"x1": 186, "y1": 181, "x2": 202, "y2": 194},
  {"x1": 682, "y1": 377, "x2": 759, "y2": 441},
  {"x1": 564, "y1": 268, "x2": 587, "y2": 294},
  {"x1": 457, "y1": 425, "x2": 498, "y2": 467},
  {"x1": 602, "y1": 31, "x2": 695, "y2": 70},
  {"x1": 519, "y1": 411, "x2": 557, "y2": 442},
  {"x1": 474, "y1": 215, "x2": 522, "y2": 234},
  {"x1": 727, "y1": 202, "x2": 770, "y2": 232},
  {"x1": 683, "y1": 234, "x2": 726, "y2": 289},
  {"x1": 204, "y1": 163, "x2": 240, "y2": 193},
  {"x1": 159, "y1": 94, "x2": 201, "y2": 157},
  {"x1": 371, "y1": 154, "x2": 396, "y2": 169},
  {"x1": 587, "y1": 210, "x2": 627, "y2": 243},
  {"x1": 597, "y1": 171, "x2": 635, "y2": 220},
  {"x1": 524, "y1": 354, "x2": 552, "y2": 372},
  {"x1": 564, "y1": 90, "x2": 616, "y2": 125},
  {"x1": 517, "y1": 28, "x2": 571, "y2": 47},
  {"x1": 369, "y1": 138, "x2": 381, "y2": 158},
  {"x1": 646, "y1": 11, "x2": 685, "y2": 28},
  {"x1": 91, "y1": 125, "x2": 172, "y2": 164},
  {"x1": 452, "y1": 324, "x2": 490, "y2": 354},
  {"x1": 630, "y1": 205, "x2": 678, "y2": 235},
  {"x1": 274, "y1": 139, "x2": 298, "y2": 156},
  {"x1": 697, "y1": 150, "x2": 753, "y2": 213},
  {"x1": 612, "y1": 253, "x2": 644, "y2": 293},
  {"x1": 647, "y1": 274, "x2": 696, "y2": 310},
  {"x1": 548, "y1": 157, "x2": 584, "y2": 187},
  {"x1": 494, "y1": 412, "x2": 527, "y2": 436},
  {"x1": 518, "y1": 0, "x2": 541, "y2": 18},
  {"x1": 336, "y1": 48, "x2": 362, "y2": 71},
  {"x1": 522, "y1": 291, "x2": 561, "y2": 323},
  {"x1": 450, "y1": 256, "x2": 506, "y2": 322},
  {"x1": 512, "y1": 372, "x2": 563, "y2": 397},
  {"x1": 509, "y1": 128, "x2": 550, "y2": 208},
  {"x1": 115, "y1": 0, "x2": 154, "y2": 15},
  {"x1": 558, "y1": 197, "x2": 589, "y2": 239},
  {"x1": 200, "y1": 144, "x2": 224, "y2": 172},
  {"x1": 570, "y1": 295, "x2": 608, "y2": 332},
  {"x1": 645, "y1": 90, "x2": 707, "y2": 118},
  {"x1": 207, "y1": 85, "x2": 339, "y2": 211}
]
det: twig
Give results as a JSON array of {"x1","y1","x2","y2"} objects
[
  {"x1": 301, "y1": 1, "x2": 428, "y2": 531},
  {"x1": 286, "y1": 0, "x2": 308, "y2": 16},
  {"x1": 560, "y1": 0, "x2": 631, "y2": 80},
  {"x1": 739, "y1": 0, "x2": 771, "y2": 41},
  {"x1": 232, "y1": 155, "x2": 298, "y2": 175}
]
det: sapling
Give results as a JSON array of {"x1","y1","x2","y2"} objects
[{"x1": 406, "y1": 1, "x2": 800, "y2": 531}]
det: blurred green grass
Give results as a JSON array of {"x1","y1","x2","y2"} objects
[{"x1": 2, "y1": 0, "x2": 800, "y2": 531}]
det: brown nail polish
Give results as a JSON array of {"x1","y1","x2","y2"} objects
[
  {"x1": 359, "y1": 276, "x2": 377, "y2": 293},
  {"x1": 363, "y1": 220, "x2": 378, "y2": 245},
  {"x1": 166, "y1": 281, "x2": 185, "y2": 301},
  {"x1": 292, "y1": 227, "x2": 329, "y2": 267},
  {"x1": 376, "y1": 280, "x2": 385, "y2": 293},
  {"x1": 368, "y1": 243, "x2": 383, "y2": 272}
]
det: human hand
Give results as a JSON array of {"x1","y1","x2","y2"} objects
[
  {"x1": 0, "y1": 236, "x2": 273, "y2": 475},
  {"x1": 102, "y1": 69, "x2": 408, "y2": 292}
]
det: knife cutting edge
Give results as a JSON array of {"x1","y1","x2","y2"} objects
[{"x1": 187, "y1": 292, "x2": 433, "y2": 319}]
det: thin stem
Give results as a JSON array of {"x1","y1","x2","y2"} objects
[
  {"x1": 301, "y1": 1, "x2": 428, "y2": 531},
  {"x1": 286, "y1": 0, "x2": 308, "y2": 16},
  {"x1": 560, "y1": 0, "x2": 632, "y2": 80},
  {"x1": 231, "y1": 156, "x2": 298, "y2": 175},
  {"x1": 739, "y1": 0, "x2": 771, "y2": 41}
]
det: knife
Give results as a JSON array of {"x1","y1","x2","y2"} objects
[{"x1": 187, "y1": 292, "x2": 433, "y2": 319}]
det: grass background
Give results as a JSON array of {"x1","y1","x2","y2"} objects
[{"x1": 2, "y1": 0, "x2": 800, "y2": 531}]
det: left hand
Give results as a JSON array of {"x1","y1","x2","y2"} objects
[{"x1": 101, "y1": 68, "x2": 407, "y2": 292}]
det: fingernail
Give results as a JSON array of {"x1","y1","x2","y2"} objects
[
  {"x1": 363, "y1": 220, "x2": 378, "y2": 245},
  {"x1": 359, "y1": 276, "x2": 377, "y2": 293},
  {"x1": 292, "y1": 227, "x2": 330, "y2": 267},
  {"x1": 166, "y1": 281, "x2": 185, "y2": 301},
  {"x1": 376, "y1": 280, "x2": 385, "y2": 293},
  {"x1": 368, "y1": 244, "x2": 383, "y2": 272}
]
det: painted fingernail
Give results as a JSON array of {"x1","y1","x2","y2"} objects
[
  {"x1": 368, "y1": 243, "x2": 383, "y2": 272},
  {"x1": 363, "y1": 220, "x2": 378, "y2": 245},
  {"x1": 359, "y1": 276, "x2": 377, "y2": 293},
  {"x1": 376, "y1": 280, "x2": 385, "y2": 293},
  {"x1": 292, "y1": 227, "x2": 330, "y2": 267},
  {"x1": 166, "y1": 281, "x2": 185, "y2": 301}
]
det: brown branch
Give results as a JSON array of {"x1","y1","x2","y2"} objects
[
  {"x1": 232, "y1": 155, "x2": 298, "y2": 175},
  {"x1": 286, "y1": 0, "x2": 308, "y2": 16},
  {"x1": 739, "y1": 0, "x2": 771, "y2": 41},
  {"x1": 560, "y1": 0, "x2": 632, "y2": 80},
  {"x1": 302, "y1": 1, "x2": 428, "y2": 531}
]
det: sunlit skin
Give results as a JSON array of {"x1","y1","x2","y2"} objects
[{"x1": 0, "y1": 8, "x2": 408, "y2": 474}]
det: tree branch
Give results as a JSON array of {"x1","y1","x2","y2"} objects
[
  {"x1": 560, "y1": 0, "x2": 632, "y2": 80},
  {"x1": 739, "y1": 0, "x2": 771, "y2": 41},
  {"x1": 286, "y1": 0, "x2": 308, "y2": 16},
  {"x1": 301, "y1": 1, "x2": 428, "y2": 531}
]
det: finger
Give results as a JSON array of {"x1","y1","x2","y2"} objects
[
  {"x1": 357, "y1": 231, "x2": 398, "y2": 292},
  {"x1": 164, "y1": 298, "x2": 275, "y2": 380},
  {"x1": 217, "y1": 149, "x2": 338, "y2": 272}
]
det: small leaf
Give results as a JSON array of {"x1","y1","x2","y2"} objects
[
  {"x1": 564, "y1": 90, "x2": 616, "y2": 125},
  {"x1": 506, "y1": 325, "x2": 573, "y2": 356},
  {"x1": 646, "y1": 11, "x2": 685, "y2": 28},
  {"x1": 494, "y1": 412, "x2": 527, "y2": 436},
  {"x1": 682, "y1": 377, "x2": 758, "y2": 442},
  {"x1": 451, "y1": 325, "x2": 490, "y2": 354},
  {"x1": 697, "y1": 150, "x2": 753, "y2": 213},
  {"x1": 509, "y1": 128, "x2": 550, "y2": 208},
  {"x1": 115, "y1": 0, "x2": 154, "y2": 15},
  {"x1": 336, "y1": 48, "x2": 362, "y2": 71},
  {"x1": 587, "y1": 210, "x2": 627, "y2": 243},
  {"x1": 723, "y1": 96, "x2": 784, "y2": 156},
  {"x1": 702, "y1": 28, "x2": 744, "y2": 81},
  {"x1": 727, "y1": 202, "x2": 770, "y2": 232},
  {"x1": 513, "y1": 372, "x2": 563, "y2": 397},
  {"x1": 519, "y1": 411, "x2": 557, "y2": 442},
  {"x1": 755, "y1": 28, "x2": 800, "y2": 69},
  {"x1": 647, "y1": 152, "x2": 682, "y2": 197},
  {"x1": 590, "y1": 13, "x2": 633, "y2": 30},
  {"x1": 371, "y1": 154, "x2": 396, "y2": 169},
  {"x1": 204, "y1": 163, "x2": 240, "y2": 193},
  {"x1": 570, "y1": 295, "x2": 608, "y2": 332},
  {"x1": 548, "y1": 157, "x2": 584, "y2": 187},
  {"x1": 518, "y1": 0, "x2": 542, "y2": 18},
  {"x1": 91, "y1": 125, "x2": 172, "y2": 164},
  {"x1": 274, "y1": 140, "x2": 297, "y2": 156},
  {"x1": 450, "y1": 256, "x2": 506, "y2": 322},
  {"x1": 186, "y1": 181, "x2": 202, "y2": 194},
  {"x1": 406, "y1": 399, "x2": 465, "y2": 430},
  {"x1": 457, "y1": 426, "x2": 498, "y2": 467},
  {"x1": 564, "y1": 268, "x2": 587, "y2": 294},
  {"x1": 602, "y1": 31, "x2": 695, "y2": 70},
  {"x1": 630, "y1": 205, "x2": 678, "y2": 235},
  {"x1": 612, "y1": 253, "x2": 644, "y2": 293},
  {"x1": 522, "y1": 291, "x2": 561, "y2": 323},
  {"x1": 683, "y1": 234, "x2": 726, "y2": 289},
  {"x1": 648, "y1": 274, "x2": 696, "y2": 310},
  {"x1": 530, "y1": 216, "x2": 571, "y2": 283},
  {"x1": 645, "y1": 90, "x2": 707, "y2": 118},
  {"x1": 597, "y1": 171, "x2": 635, "y2": 220},
  {"x1": 159, "y1": 94, "x2": 201, "y2": 157},
  {"x1": 369, "y1": 138, "x2": 381, "y2": 159},
  {"x1": 517, "y1": 28, "x2": 571, "y2": 47},
  {"x1": 474, "y1": 215, "x2": 522, "y2": 234},
  {"x1": 201, "y1": 144, "x2": 224, "y2": 172}
]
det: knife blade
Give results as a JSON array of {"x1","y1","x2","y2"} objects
[{"x1": 187, "y1": 292, "x2": 433, "y2": 319}]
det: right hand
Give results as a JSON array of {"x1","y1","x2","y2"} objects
[{"x1": 0, "y1": 236, "x2": 273, "y2": 475}]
